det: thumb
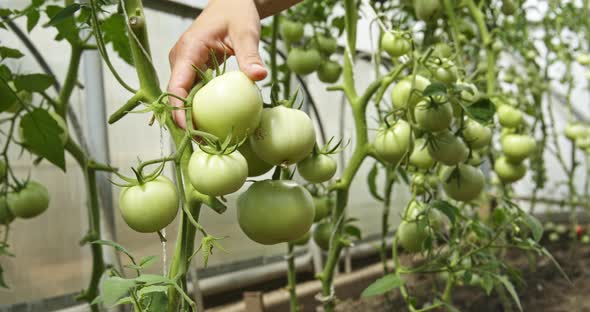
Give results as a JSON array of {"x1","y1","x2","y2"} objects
[{"x1": 230, "y1": 27, "x2": 268, "y2": 81}]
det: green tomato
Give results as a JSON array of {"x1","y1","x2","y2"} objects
[
  {"x1": 237, "y1": 180, "x2": 314, "y2": 245},
  {"x1": 119, "y1": 176, "x2": 179, "y2": 233},
  {"x1": 291, "y1": 231, "x2": 311, "y2": 246},
  {"x1": 192, "y1": 71, "x2": 263, "y2": 141},
  {"x1": 501, "y1": 0, "x2": 517, "y2": 15},
  {"x1": 0, "y1": 196, "x2": 15, "y2": 225},
  {"x1": 250, "y1": 106, "x2": 316, "y2": 165},
  {"x1": 8, "y1": 181, "x2": 49, "y2": 219},
  {"x1": 238, "y1": 141, "x2": 273, "y2": 177},
  {"x1": 494, "y1": 156, "x2": 527, "y2": 183},
  {"x1": 405, "y1": 201, "x2": 446, "y2": 232},
  {"x1": 397, "y1": 221, "x2": 429, "y2": 253},
  {"x1": 315, "y1": 35, "x2": 338, "y2": 55},
  {"x1": 391, "y1": 75, "x2": 431, "y2": 110},
  {"x1": 313, "y1": 221, "x2": 332, "y2": 250},
  {"x1": 298, "y1": 154, "x2": 337, "y2": 183},
  {"x1": 463, "y1": 119, "x2": 492, "y2": 149},
  {"x1": 414, "y1": 99, "x2": 453, "y2": 132},
  {"x1": 576, "y1": 53, "x2": 590, "y2": 66},
  {"x1": 565, "y1": 123, "x2": 588, "y2": 141},
  {"x1": 433, "y1": 42, "x2": 453, "y2": 58},
  {"x1": 501, "y1": 134, "x2": 536, "y2": 163},
  {"x1": 456, "y1": 81, "x2": 480, "y2": 105},
  {"x1": 188, "y1": 149, "x2": 248, "y2": 196},
  {"x1": 414, "y1": 0, "x2": 441, "y2": 21},
  {"x1": 287, "y1": 48, "x2": 321, "y2": 75},
  {"x1": 373, "y1": 120, "x2": 413, "y2": 165},
  {"x1": 427, "y1": 130, "x2": 469, "y2": 166},
  {"x1": 441, "y1": 164, "x2": 485, "y2": 202},
  {"x1": 492, "y1": 40, "x2": 504, "y2": 53},
  {"x1": 410, "y1": 138, "x2": 435, "y2": 170},
  {"x1": 313, "y1": 196, "x2": 332, "y2": 222},
  {"x1": 279, "y1": 19, "x2": 304, "y2": 43},
  {"x1": 381, "y1": 31, "x2": 411, "y2": 58},
  {"x1": 317, "y1": 60, "x2": 342, "y2": 83},
  {"x1": 497, "y1": 105, "x2": 523, "y2": 128},
  {"x1": 433, "y1": 59, "x2": 457, "y2": 85}
]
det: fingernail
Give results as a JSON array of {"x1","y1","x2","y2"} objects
[{"x1": 251, "y1": 63, "x2": 266, "y2": 73}]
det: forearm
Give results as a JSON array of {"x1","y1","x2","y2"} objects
[{"x1": 254, "y1": 0, "x2": 302, "y2": 18}]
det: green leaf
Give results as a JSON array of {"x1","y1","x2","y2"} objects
[
  {"x1": 143, "y1": 291, "x2": 168, "y2": 312},
  {"x1": 344, "y1": 224, "x2": 362, "y2": 240},
  {"x1": 101, "y1": 276, "x2": 135, "y2": 306},
  {"x1": 0, "y1": 265, "x2": 8, "y2": 289},
  {"x1": 361, "y1": 273, "x2": 403, "y2": 297},
  {"x1": 0, "y1": 80, "x2": 17, "y2": 112},
  {"x1": 0, "y1": 9, "x2": 12, "y2": 18},
  {"x1": 14, "y1": 74, "x2": 54, "y2": 92},
  {"x1": 138, "y1": 255, "x2": 157, "y2": 269},
  {"x1": 20, "y1": 108, "x2": 66, "y2": 170},
  {"x1": 430, "y1": 200, "x2": 459, "y2": 224},
  {"x1": 47, "y1": 3, "x2": 80, "y2": 26},
  {"x1": 32, "y1": 0, "x2": 45, "y2": 7},
  {"x1": 135, "y1": 274, "x2": 171, "y2": 286},
  {"x1": 465, "y1": 98, "x2": 496, "y2": 124},
  {"x1": 26, "y1": 10, "x2": 40, "y2": 32},
  {"x1": 45, "y1": 5, "x2": 79, "y2": 44},
  {"x1": 481, "y1": 273, "x2": 494, "y2": 295},
  {"x1": 91, "y1": 240, "x2": 135, "y2": 263},
  {"x1": 523, "y1": 213, "x2": 543, "y2": 242},
  {"x1": 0, "y1": 46, "x2": 24, "y2": 59},
  {"x1": 397, "y1": 167, "x2": 409, "y2": 185},
  {"x1": 539, "y1": 246, "x2": 571, "y2": 284},
  {"x1": 102, "y1": 14, "x2": 134, "y2": 65},
  {"x1": 113, "y1": 296, "x2": 133, "y2": 306},
  {"x1": 422, "y1": 82, "x2": 447, "y2": 97},
  {"x1": 497, "y1": 276, "x2": 523, "y2": 312},
  {"x1": 137, "y1": 285, "x2": 168, "y2": 297},
  {"x1": 331, "y1": 16, "x2": 345, "y2": 36},
  {"x1": 367, "y1": 163, "x2": 383, "y2": 201}
]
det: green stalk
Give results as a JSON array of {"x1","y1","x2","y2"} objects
[
  {"x1": 57, "y1": 45, "x2": 82, "y2": 117},
  {"x1": 120, "y1": 1, "x2": 201, "y2": 310},
  {"x1": 380, "y1": 171, "x2": 395, "y2": 274},
  {"x1": 465, "y1": 0, "x2": 496, "y2": 93},
  {"x1": 286, "y1": 243, "x2": 299, "y2": 312}
]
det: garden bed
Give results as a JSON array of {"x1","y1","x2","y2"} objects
[{"x1": 336, "y1": 240, "x2": 589, "y2": 312}]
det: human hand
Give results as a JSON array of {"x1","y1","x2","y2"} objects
[{"x1": 167, "y1": 0, "x2": 268, "y2": 129}]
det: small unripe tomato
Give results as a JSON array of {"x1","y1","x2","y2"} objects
[
  {"x1": 441, "y1": 164, "x2": 485, "y2": 202},
  {"x1": 279, "y1": 19, "x2": 304, "y2": 43},
  {"x1": 238, "y1": 180, "x2": 314, "y2": 245},
  {"x1": 313, "y1": 196, "x2": 332, "y2": 222},
  {"x1": 119, "y1": 176, "x2": 179, "y2": 233},
  {"x1": 250, "y1": 106, "x2": 316, "y2": 165},
  {"x1": 187, "y1": 149, "x2": 248, "y2": 196},
  {"x1": 463, "y1": 119, "x2": 492, "y2": 149},
  {"x1": 297, "y1": 154, "x2": 337, "y2": 183},
  {"x1": 501, "y1": 134, "x2": 536, "y2": 163},
  {"x1": 409, "y1": 138, "x2": 435, "y2": 170},
  {"x1": 287, "y1": 48, "x2": 322, "y2": 76},
  {"x1": 414, "y1": 0, "x2": 441, "y2": 22},
  {"x1": 0, "y1": 196, "x2": 15, "y2": 225},
  {"x1": 313, "y1": 221, "x2": 333, "y2": 250},
  {"x1": 497, "y1": 105, "x2": 524, "y2": 128},
  {"x1": 397, "y1": 221, "x2": 429, "y2": 253},
  {"x1": 291, "y1": 231, "x2": 311, "y2": 246},
  {"x1": 381, "y1": 31, "x2": 412, "y2": 58},
  {"x1": 427, "y1": 130, "x2": 469, "y2": 166},
  {"x1": 314, "y1": 35, "x2": 338, "y2": 55},
  {"x1": 373, "y1": 120, "x2": 413, "y2": 165},
  {"x1": 8, "y1": 181, "x2": 50, "y2": 219},
  {"x1": 414, "y1": 99, "x2": 453, "y2": 132},
  {"x1": 565, "y1": 123, "x2": 588, "y2": 141},
  {"x1": 494, "y1": 156, "x2": 527, "y2": 183},
  {"x1": 391, "y1": 75, "x2": 431, "y2": 110},
  {"x1": 317, "y1": 60, "x2": 342, "y2": 83}
]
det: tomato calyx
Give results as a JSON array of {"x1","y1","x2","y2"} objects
[
  {"x1": 111, "y1": 162, "x2": 165, "y2": 188},
  {"x1": 196, "y1": 130, "x2": 248, "y2": 157}
]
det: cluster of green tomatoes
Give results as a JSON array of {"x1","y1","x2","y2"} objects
[{"x1": 118, "y1": 71, "x2": 338, "y2": 247}]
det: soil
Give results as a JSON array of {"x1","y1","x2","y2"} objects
[{"x1": 335, "y1": 241, "x2": 590, "y2": 312}]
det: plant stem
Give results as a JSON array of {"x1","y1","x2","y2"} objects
[
  {"x1": 465, "y1": 0, "x2": 495, "y2": 93},
  {"x1": 286, "y1": 242, "x2": 299, "y2": 312},
  {"x1": 380, "y1": 171, "x2": 395, "y2": 274},
  {"x1": 57, "y1": 44, "x2": 82, "y2": 117}
]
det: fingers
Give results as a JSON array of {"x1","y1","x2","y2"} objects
[
  {"x1": 229, "y1": 26, "x2": 268, "y2": 81},
  {"x1": 168, "y1": 51, "x2": 198, "y2": 129}
]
